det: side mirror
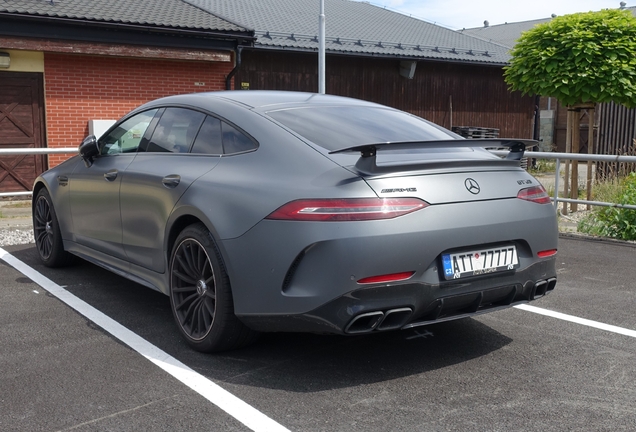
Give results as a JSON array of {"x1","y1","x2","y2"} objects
[{"x1": 79, "y1": 135, "x2": 98, "y2": 167}]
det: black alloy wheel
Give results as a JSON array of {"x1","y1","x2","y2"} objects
[
  {"x1": 171, "y1": 236, "x2": 217, "y2": 341},
  {"x1": 34, "y1": 193, "x2": 53, "y2": 260},
  {"x1": 33, "y1": 188, "x2": 74, "y2": 267},
  {"x1": 169, "y1": 223, "x2": 257, "y2": 352}
]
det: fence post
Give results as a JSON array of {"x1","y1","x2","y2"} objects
[
  {"x1": 554, "y1": 158, "x2": 560, "y2": 210},
  {"x1": 570, "y1": 108, "x2": 581, "y2": 213},
  {"x1": 563, "y1": 110, "x2": 572, "y2": 215},
  {"x1": 586, "y1": 106, "x2": 595, "y2": 210}
]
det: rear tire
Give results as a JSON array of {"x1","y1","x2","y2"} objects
[
  {"x1": 33, "y1": 188, "x2": 75, "y2": 267},
  {"x1": 169, "y1": 223, "x2": 258, "y2": 352}
]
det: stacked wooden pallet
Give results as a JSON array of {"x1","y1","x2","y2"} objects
[
  {"x1": 451, "y1": 126, "x2": 500, "y2": 139},
  {"x1": 452, "y1": 126, "x2": 530, "y2": 169}
]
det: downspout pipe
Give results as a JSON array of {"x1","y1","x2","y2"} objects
[{"x1": 225, "y1": 45, "x2": 244, "y2": 90}]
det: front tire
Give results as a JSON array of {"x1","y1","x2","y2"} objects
[
  {"x1": 169, "y1": 223, "x2": 258, "y2": 352},
  {"x1": 33, "y1": 188, "x2": 74, "y2": 267}
]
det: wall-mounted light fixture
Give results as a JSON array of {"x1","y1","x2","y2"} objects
[{"x1": 0, "y1": 52, "x2": 10, "y2": 68}]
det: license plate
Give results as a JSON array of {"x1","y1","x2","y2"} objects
[{"x1": 441, "y1": 245, "x2": 519, "y2": 280}]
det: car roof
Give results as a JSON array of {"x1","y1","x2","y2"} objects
[{"x1": 152, "y1": 90, "x2": 388, "y2": 111}]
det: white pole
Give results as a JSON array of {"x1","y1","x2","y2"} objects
[{"x1": 318, "y1": 0, "x2": 326, "y2": 94}]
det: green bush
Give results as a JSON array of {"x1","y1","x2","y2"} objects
[{"x1": 578, "y1": 172, "x2": 636, "y2": 240}]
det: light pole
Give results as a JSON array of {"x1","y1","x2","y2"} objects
[{"x1": 318, "y1": 0, "x2": 325, "y2": 94}]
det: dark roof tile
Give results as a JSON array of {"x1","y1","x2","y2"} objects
[
  {"x1": 0, "y1": 0, "x2": 248, "y2": 32},
  {"x1": 185, "y1": 0, "x2": 510, "y2": 64},
  {"x1": 462, "y1": 7, "x2": 636, "y2": 48}
]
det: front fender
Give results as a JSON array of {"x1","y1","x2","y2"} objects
[{"x1": 33, "y1": 157, "x2": 83, "y2": 240}]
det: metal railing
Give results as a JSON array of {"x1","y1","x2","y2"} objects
[
  {"x1": 0, "y1": 148, "x2": 77, "y2": 198},
  {"x1": 1, "y1": 147, "x2": 636, "y2": 210},
  {"x1": 491, "y1": 150, "x2": 636, "y2": 211}
]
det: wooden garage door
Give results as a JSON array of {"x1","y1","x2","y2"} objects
[{"x1": 0, "y1": 72, "x2": 46, "y2": 194}]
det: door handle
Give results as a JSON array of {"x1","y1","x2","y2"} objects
[
  {"x1": 104, "y1": 169, "x2": 118, "y2": 181},
  {"x1": 162, "y1": 174, "x2": 181, "y2": 188}
]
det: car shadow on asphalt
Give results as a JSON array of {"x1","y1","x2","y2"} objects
[{"x1": 7, "y1": 244, "x2": 513, "y2": 393}]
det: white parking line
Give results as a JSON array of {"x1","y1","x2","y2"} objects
[
  {"x1": 514, "y1": 304, "x2": 636, "y2": 338},
  {"x1": 0, "y1": 248, "x2": 290, "y2": 432}
]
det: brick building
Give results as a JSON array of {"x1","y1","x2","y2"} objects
[
  {"x1": 2, "y1": 0, "x2": 535, "y2": 195},
  {"x1": 0, "y1": 0, "x2": 253, "y2": 192}
]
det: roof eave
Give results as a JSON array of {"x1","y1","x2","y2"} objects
[
  {"x1": 0, "y1": 12, "x2": 255, "y2": 50},
  {"x1": 249, "y1": 44, "x2": 508, "y2": 66}
]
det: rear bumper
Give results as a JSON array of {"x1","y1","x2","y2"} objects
[
  {"x1": 237, "y1": 258, "x2": 557, "y2": 334},
  {"x1": 222, "y1": 198, "x2": 558, "y2": 319}
]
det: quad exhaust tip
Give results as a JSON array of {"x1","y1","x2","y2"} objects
[
  {"x1": 532, "y1": 277, "x2": 557, "y2": 300},
  {"x1": 378, "y1": 308, "x2": 413, "y2": 331},
  {"x1": 345, "y1": 308, "x2": 413, "y2": 334},
  {"x1": 344, "y1": 276, "x2": 558, "y2": 334}
]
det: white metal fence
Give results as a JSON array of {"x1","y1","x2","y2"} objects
[
  {"x1": 2, "y1": 148, "x2": 636, "y2": 211},
  {"x1": 492, "y1": 150, "x2": 636, "y2": 211},
  {"x1": 0, "y1": 148, "x2": 77, "y2": 198}
]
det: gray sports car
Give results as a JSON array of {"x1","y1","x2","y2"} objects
[{"x1": 32, "y1": 91, "x2": 558, "y2": 352}]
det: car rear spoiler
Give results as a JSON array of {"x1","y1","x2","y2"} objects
[{"x1": 328, "y1": 139, "x2": 538, "y2": 176}]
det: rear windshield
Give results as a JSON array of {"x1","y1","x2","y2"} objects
[{"x1": 266, "y1": 106, "x2": 458, "y2": 151}]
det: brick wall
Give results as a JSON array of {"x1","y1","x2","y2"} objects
[{"x1": 44, "y1": 52, "x2": 234, "y2": 167}]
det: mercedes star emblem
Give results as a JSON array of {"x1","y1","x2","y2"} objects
[{"x1": 464, "y1": 178, "x2": 481, "y2": 194}]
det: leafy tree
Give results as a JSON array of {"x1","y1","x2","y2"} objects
[{"x1": 504, "y1": 9, "x2": 636, "y2": 107}]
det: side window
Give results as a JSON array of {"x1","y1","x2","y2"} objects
[
  {"x1": 99, "y1": 109, "x2": 158, "y2": 155},
  {"x1": 147, "y1": 108, "x2": 205, "y2": 153},
  {"x1": 191, "y1": 116, "x2": 223, "y2": 155},
  {"x1": 221, "y1": 122, "x2": 257, "y2": 154}
]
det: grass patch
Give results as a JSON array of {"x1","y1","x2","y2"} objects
[
  {"x1": 578, "y1": 172, "x2": 636, "y2": 240},
  {"x1": 2, "y1": 201, "x2": 31, "y2": 209},
  {"x1": 0, "y1": 200, "x2": 31, "y2": 219},
  {"x1": 528, "y1": 159, "x2": 557, "y2": 175},
  {"x1": 589, "y1": 178, "x2": 624, "y2": 202}
]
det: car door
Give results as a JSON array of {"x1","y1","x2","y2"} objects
[
  {"x1": 69, "y1": 109, "x2": 158, "y2": 259},
  {"x1": 120, "y1": 108, "x2": 226, "y2": 273}
]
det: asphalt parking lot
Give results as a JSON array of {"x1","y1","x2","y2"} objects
[{"x1": 1, "y1": 235, "x2": 636, "y2": 431}]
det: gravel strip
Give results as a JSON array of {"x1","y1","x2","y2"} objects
[
  {"x1": 0, "y1": 200, "x2": 34, "y2": 246},
  {"x1": 0, "y1": 227, "x2": 35, "y2": 246}
]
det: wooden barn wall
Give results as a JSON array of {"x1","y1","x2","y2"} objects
[
  {"x1": 236, "y1": 50, "x2": 535, "y2": 138},
  {"x1": 597, "y1": 102, "x2": 636, "y2": 155},
  {"x1": 596, "y1": 102, "x2": 636, "y2": 177}
]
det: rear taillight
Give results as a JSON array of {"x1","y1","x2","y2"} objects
[
  {"x1": 517, "y1": 185, "x2": 551, "y2": 204},
  {"x1": 266, "y1": 198, "x2": 428, "y2": 221}
]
